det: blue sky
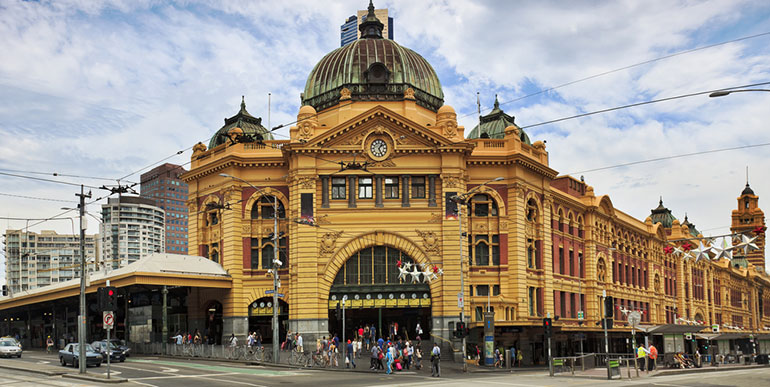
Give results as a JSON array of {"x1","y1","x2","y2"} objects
[{"x1": 1, "y1": 0, "x2": 770, "y2": 283}]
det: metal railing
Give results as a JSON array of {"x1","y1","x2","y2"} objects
[
  {"x1": 551, "y1": 353, "x2": 596, "y2": 375},
  {"x1": 128, "y1": 342, "x2": 343, "y2": 367}
]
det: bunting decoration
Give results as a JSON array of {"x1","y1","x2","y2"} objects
[{"x1": 394, "y1": 261, "x2": 444, "y2": 283}]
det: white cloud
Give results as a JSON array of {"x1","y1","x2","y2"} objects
[{"x1": 0, "y1": 0, "x2": 769, "y2": 288}]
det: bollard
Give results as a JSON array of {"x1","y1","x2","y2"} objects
[{"x1": 505, "y1": 350, "x2": 511, "y2": 369}]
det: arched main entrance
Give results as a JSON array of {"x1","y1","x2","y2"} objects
[
  {"x1": 329, "y1": 246, "x2": 431, "y2": 342},
  {"x1": 248, "y1": 298, "x2": 289, "y2": 346}
]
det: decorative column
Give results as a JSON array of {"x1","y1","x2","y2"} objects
[
  {"x1": 321, "y1": 176, "x2": 330, "y2": 208},
  {"x1": 375, "y1": 176, "x2": 384, "y2": 208},
  {"x1": 348, "y1": 176, "x2": 357, "y2": 208},
  {"x1": 401, "y1": 175, "x2": 410, "y2": 207},
  {"x1": 428, "y1": 175, "x2": 437, "y2": 207}
]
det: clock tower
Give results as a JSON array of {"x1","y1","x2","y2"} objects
[{"x1": 730, "y1": 177, "x2": 766, "y2": 269}]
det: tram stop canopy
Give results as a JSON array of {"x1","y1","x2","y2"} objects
[
  {"x1": 637, "y1": 324, "x2": 708, "y2": 334},
  {"x1": 0, "y1": 253, "x2": 231, "y2": 310}
]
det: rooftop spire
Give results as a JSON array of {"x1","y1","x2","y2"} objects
[
  {"x1": 240, "y1": 95, "x2": 247, "y2": 114},
  {"x1": 742, "y1": 166, "x2": 755, "y2": 196},
  {"x1": 359, "y1": 0, "x2": 384, "y2": 39}
]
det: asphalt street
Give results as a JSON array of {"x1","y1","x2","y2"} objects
[{"x1": 1, "y1": 351, "x2": 769, "y2": 386}]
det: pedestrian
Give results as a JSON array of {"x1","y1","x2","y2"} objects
[
  {"x1": 416, "y1": 322, "x2": 423, "y2": 337},
  {"x1": 247, "y1": 332, "x2": 255, "y2": 348},
  {"x1": 364, "y1": 326, "x2": 371, "y2": 350},
  {"x1": 386, "y1": 343, "x2": 394, "y2": 374},
  {"x1": 517, "y1": 348, "x2": 523, "y2": 366},
  {"x1": 228, "y1": 333, "x2": 238, "y2": 347},
  {"x1": 510, "y1": 345, "x2": 516, "y2": 366},
  {"x1": 370, "y1": 343, "x2": 380, "y2": 370},
  {"x1": 356, "y1": 337, "x2": 362, "y2": 358},
  {"x1": 636, "y1": 344, "x2": 648, "y2": 371},
  {"x1": 172, "y1": 332, "x2": 184, "y2": 345},
  {"x1": 377, "y1": 336, "x2": 384, "y2": 350},
  {"x1": 407, "y1": 341, "x2": 414, "y2": 369},
  {"x1": 46, "y1": 336, "x2": 54, "y2": 353},
  {"x1": 494, "y1": 348, "x2": 501, "y2": 367},
  {"x1": 358, "y1": 326, "x2": 364, "y2": 340},
  {"x1": 648, "y1": 344, "x2": 658, "y2": 371},
  {"x1": 256, "y1": 330, "x2": 262, "y2": 348},
  {"x1": 431, "y1": 342, "x2": 441, "y2": 377},
  {"x1": 346, "y1": 339, "x2": 356, "y2": 368},
  {"x1": 415, "y1": 347, "x2": 423, "y2": 370},
  {"x1": 295, "y1": 332, "x2": 303, "y2": 353}
]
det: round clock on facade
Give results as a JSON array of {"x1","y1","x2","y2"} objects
[{"x1": 370, "y1": 138, "x2": 388, "y2": 157}]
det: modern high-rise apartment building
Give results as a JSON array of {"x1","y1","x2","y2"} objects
[
  {"x1": 140, "y1": 163, "x2": 189, "y2": 254},
  {"x1": 3, "y1": 230, "x2": 99, "y2": 294},
  {"x1": 100, "y1": 196, "x2": 165, "y2": 268},
  {"x1": 340, "y1": 7, "x2": 393, "y2": 46}
]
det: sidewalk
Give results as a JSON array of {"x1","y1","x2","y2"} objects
[{"x1": 559, "y1": 362, "x2": 769, "y2": 380}]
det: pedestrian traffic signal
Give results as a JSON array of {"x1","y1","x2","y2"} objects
[
  {"x1": 543, "y1": 318, "x2": 553, "y2": 337},
  {"x1": 98, "y1": 286, "x2": 118, "y2": 312},
  {"x1": 1, "y1": 285, "x2": 7, "y2": 297},
  {"x1": 454, "y1": 321, "x2": 468, "y2": 338},
  {"x1": 604, "y1": 296, "x2": 614, "y2": 318}
]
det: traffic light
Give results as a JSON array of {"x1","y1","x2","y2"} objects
[
  {"x1": 1, "y1": 285, "x2": 7, "y2": 297},
  {"x1": 604, "y1": 296, "x2": 614, "y2": 318},
  {"x1": 98, "y1": 286, "x2": 118, "y2": 312},
  {"x1": 543, "y1": 318, "x2": 552, "y2": 337},
  {"x1": 455, "y1": 321, "x2": 467, "y2": 338}
]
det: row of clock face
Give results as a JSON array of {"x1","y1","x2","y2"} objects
[
  {"x1": 330, "y1": 293, "x2": 430, "y2": 301},
  {"x1": 370, "y1": 138, "x2": 388, "y2": 157}
]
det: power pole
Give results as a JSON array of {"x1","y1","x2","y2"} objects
[{"x1": 77, "y1": 185, "x2": 91, "y2": 374}]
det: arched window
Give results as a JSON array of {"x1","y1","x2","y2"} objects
[
  {"x1": 333, "y1": 246, "x2": 418, "y2": 285},
  {"x1": 251, "y1": 235, "x2": 287, "y2": 269},
  {"x1": 475, "y1": 237, "x2": 490, "y2": 266},
  {"x1": 468, "y1": 193, "x2": 500, "y2": 266},
  {"x1": 254, "y1": 196, "x2": 285, "y2": 219},
  {"x1": 469, "y1": 194, "x2": 497, "y2": 217}
]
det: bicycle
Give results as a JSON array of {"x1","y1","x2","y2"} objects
[
  {"x1": 311, "y1": 351, "x2": 329, "y2": 368},
  {"x1": 225, "y1": 345, "x2": 243, "y2": 360},
  {"x1": 254, "y1": 347, "x2": 272, "y2": 363},
  {"x1": 182, "y1": 343, "x2": 194, "y2": 357},
  {"x1": 289, "y1": 350, "x2": 309, "y2": 367}
]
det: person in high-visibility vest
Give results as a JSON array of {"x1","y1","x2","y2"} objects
[{"x1": 637, "y1": 344, "x2": 648, "y2": 371}]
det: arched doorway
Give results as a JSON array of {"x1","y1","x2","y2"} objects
[
  {"x1": 329, "y1": 246, "x2": 431, "y2": 343},
  {"x1": 204, "y1": 301, "x2": 223, "y2": 345},
  {"x1": 248, "y1": 298, "x2": 288, "y2": 346}
]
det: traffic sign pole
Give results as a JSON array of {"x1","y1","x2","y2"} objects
[{"x1": 103, "y1": 311, "x2": 114, "y2": 379}]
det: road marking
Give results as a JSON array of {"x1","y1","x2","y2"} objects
[
  {"x1": 132, "y1": 372, "x2": 240, "y2": 381},
  {"x1": 198, "y1": 376, "x2": 267, "y2": 386},
  {"x1": 112, "y1": 364, "x2": 176, "y2": 375},
  {"x1": 128, "y1": 358, "x2": 299, "y2": 376}
]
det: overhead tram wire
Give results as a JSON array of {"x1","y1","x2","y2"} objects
[
  {"x1": 0, "y1": 192, "x2": 75, "y2": 203},
  {"x1": 518, "y1": 81, "x2": 770, "y2": 130},
  {"x1": 459, "y1": 30, "x2": 770, "y2": 119},
  {"x1": 0, "y1": 171, "x2": 101, "y2": 189},
  {"x1": 0, "y1": 168, "x2": 135, "y2": 184},
  {"x1": 565, "y1": 142, "x2": 770, "y2": 176}
]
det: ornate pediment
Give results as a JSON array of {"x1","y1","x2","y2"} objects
[{"x1": 300, "y1": 106, "x2": 462, "y2": 151}]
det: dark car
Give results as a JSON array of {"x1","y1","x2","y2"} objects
[
  {"x1": 107, "y1": 338, "x2": 131, "y2": 357},
  {"x1": 59, "y1": 343, "x2": 103, "y2": 368},
  {"x1": 91, "y1": 340, "x2": 126, "y2": 362}
]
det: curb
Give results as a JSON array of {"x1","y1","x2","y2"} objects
[
  {"x1": 652, "y1": 364, "x2": 769, "y2": 377},
  {"x1": 62, "y1": 373, "x2": 128, "y2": 383},
  {"x1": 0, "y1": 361, "x2": 68, "y2": 376}
]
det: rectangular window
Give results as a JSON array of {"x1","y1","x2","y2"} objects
[
  {"x1": 301, "y1": 193, "x2": 313, "y2": 218},
  {"x1": 569, "y1": 249, "x2": 574, "y2": 276},
  {"x1": 346, "y1": 253, "x2": 358, "y2": 285},
  {"x1": 559, "y1": 291, "x2": 566, "y2": 318},
  {"x1": 476, "y1": 285, "x2": 489, "y2": 296},
  {"x1": 373, "y1": 246, "x2": 386, "y2": 283},
  {"x1": 528, "y1": 287, "x2": 535, "y2": 316},
  {"x1": 358, "y1": 177, "x2": 373, "y2": 199},
  {"x1": 527, "y1": 239, "x2": 535, "y2": 269},
  {"x1": 578, "y1": 252, "x2": 583, "y2": 278},
  {"x1": 559, "y1": 247, "x2": 564, "y2": 274},
  {"x1": 493, "y1": 284, "x2": 500, "y2": 296},
  {"x1": 491, "y1": 235, "x2": 500, "y2": 265},
  {"x1": 384, "y1": 177, "x2": 399, "y2": 199},
  {"x1": 359, "y1": 248, "x2": 372, "y2": 284},
  {"x1": 261, "y1": 238, "x2": 273, "y2": 269},
  {"x1": 331, "y1": 177, "x2": 346, "y2": 199},
  {"x1": 570, "y1": 293, "x2": 577, "y2": 318},
  {"x1": 411, "y1": 176, "x2": 426, "y2": 198}
]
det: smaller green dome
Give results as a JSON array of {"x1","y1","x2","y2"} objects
[
  {"x1": 467, "y1": 96, "x2": 531, "y2": 144},
  {"x1": 650, "y1": 198, "x2": 676, "y2": 228},
  {"x1": 209, "y1": 97, "x2": 273, "y2": 149}
]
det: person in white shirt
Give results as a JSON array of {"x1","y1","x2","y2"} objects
[
  {"x1": 228, "y1": 333, "x2": 238, "y2": 347},
  {"x1": 431, "y1": 342, "x2": 441, "y2": 377},
  {"x1": 296, "y1": 333, "x2": 304, "y2": 353}
]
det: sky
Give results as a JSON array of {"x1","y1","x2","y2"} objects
[{"x1": 1, "y1": 0, "x2": 769, "y2": 284}]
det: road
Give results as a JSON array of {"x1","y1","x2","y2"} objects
[{"x1": 2, "y1": 351, "x2": 769, "y2": 386}]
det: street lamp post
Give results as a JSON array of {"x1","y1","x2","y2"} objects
[
  {"x1": 709, "y1": 89, "x2": 770, "y2": 97},
  {"x1": 219, "y1": 173, "x2": 280, "y2": 363},
  {"x1": 451, "y1": 176, "x2": 503, "y2": 371}
]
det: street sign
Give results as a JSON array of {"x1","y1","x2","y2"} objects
[
  {"x1": 628, "y1": 311, "x2": 641, "y2": 327},
  {"x1": 685, "y1": 333, "x2": 692, "y2": 340},
  {"x1": 712, "y1": 324, "x2": 720, "y2": 333},
  {"x1": 103, "y1": 311, "x2": 114, "y2": 329},
  {"x1": 277, "y1": 293, "x2": 285, "y2": 298},
  {"x1": 457, "y1": 292, "x2": 464, "y2": 308},
  {"x1": 265, "y1": 290, "x2": 275, "y2": 294},
  {"x1": 578, "y1": 311, "x2": 584, "y2": 320}
]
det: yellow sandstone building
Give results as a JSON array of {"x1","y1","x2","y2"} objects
[
  {"x1": 181, "y1": 3, "x2": 770, "y2": 362},
  {"x1": 2, "y1": 2, "x2": 769, "y2": 364}
]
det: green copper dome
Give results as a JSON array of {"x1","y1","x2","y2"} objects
[
  {"x1": 467, "y1": 96, "x2": 531, "y2": 144},
  {"x1": 649, "y1": 198, "x2": 676, "y2": 228},
  {"x1": 209, "y1": 97, "x2": 273, "y2": 149},
  {"x1": 302, "y1": 3, "x2": 443, "y2": 112}
]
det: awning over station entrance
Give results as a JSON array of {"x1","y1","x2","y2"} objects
[
  {"x1": 0, "y1": 253, "x2": 231, "y2": 310},
  {"x1": 637, "y1": 324, "x2": 708, "y2": 334}
]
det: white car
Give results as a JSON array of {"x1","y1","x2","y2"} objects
[{"x1": 0, "y1": 339, "x2": 22, "y2": 358}]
